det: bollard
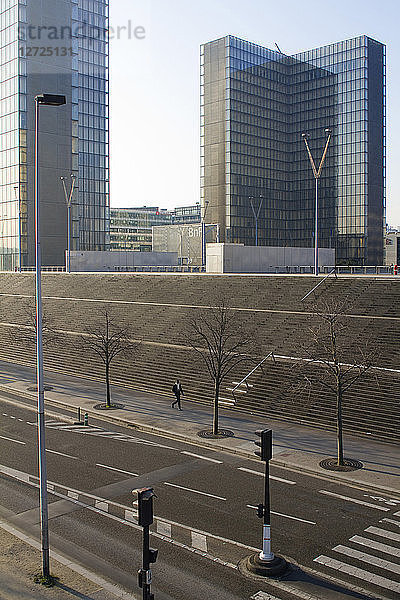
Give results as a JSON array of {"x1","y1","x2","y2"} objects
[
  {"x1": 77, "y1": 407, "x2": 81, "y2": 423},
  {"x1": 84, "y1": 412, "x2": 88, "y2": 426}
]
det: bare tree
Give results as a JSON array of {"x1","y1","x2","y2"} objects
[
  {"x1": 10, "y1": 300, "x2": 57, "y2": 349},
  {"x1": 81, "y1": 309, "x2": 139, "y2": 408},
  {"x1": 186, "y1": 300, "x2": 253, "y2": 434},
  {"x1": 297, "y1": 297, "x2": 375, "y2": 466}
]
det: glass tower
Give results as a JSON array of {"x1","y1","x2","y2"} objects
[
  {"x1": 0, "y1": 0, "x2": 109, "y2": 271},
  {"x1": 201, "y1": 35, "x2": 385, "y2": 265}
]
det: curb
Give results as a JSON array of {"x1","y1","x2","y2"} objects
[{"x1": 1, "y1": 383, "x2": 400, "y2": 497}]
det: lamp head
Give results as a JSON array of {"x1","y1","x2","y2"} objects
[
  {"x1": 325, "y1": 128, "x2": 332, "y2": 134},
  {"x1": 301, "y1": 132, "x2": 309, "y2": 139},
  {"x1": 35, "y1": 94, "x2": 66, "y2": 106}
]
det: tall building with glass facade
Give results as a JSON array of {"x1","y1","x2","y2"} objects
[
  {"x1": 0, "y1": 0, "x2": 109, "y2": 270},
  {"x1": 201, "y1": 35, "x2": 385, "y2": 265}
]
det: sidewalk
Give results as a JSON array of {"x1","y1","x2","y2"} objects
[
  {"x1": 0, "y1": 522, "x2": 136, "y2": 600},
  {"x1": 1, "y1": 361, "x2": 399, "y2": 495}
]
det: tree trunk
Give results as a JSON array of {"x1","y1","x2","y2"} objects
[
  {"x1": 336, "y1": 378, "x2": 344, "y2": 466},
  {"x1": 213, "y1": 381, "x2": 219, "y2": 435},
  {"x1": 106, "y1": 362, "x2": 111, "y2": 408}
]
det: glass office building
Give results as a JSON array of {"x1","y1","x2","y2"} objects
[
  {"x1": 201, "y1": 35, "x2": 385, "y2": 265},
  {"x1": 0, "y1": 0, "x2": 109, "y2": 270}
]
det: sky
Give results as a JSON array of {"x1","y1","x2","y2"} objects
[{"x1": 109, "y1": 0, "x2": 400, "y2": 226}]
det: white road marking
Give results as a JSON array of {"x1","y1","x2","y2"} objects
[
  {"x1": 0, "y1": 435, "x2": 25, "y2": 445},
  {"x1": 2, "y1": 413, "x2": 7, "y2": 416},
  {"x1": 380, "y1": 518, "x2": 400, "y2": 527},
  {"x1": 333, "y1": 544, "x2": 400, "y2": 574},
  {"x1": 157, "y1": 521, "x2": 172, "y2": 537},
  {"x1": 364, "y1": 526, "x2": 400, "y2": 542},
  {"x1": 95, "y1": 500, "x2": 108, "y2": 512},
  {"x1": 364, "y1": 494, "x2": 400, "y2": 507},
  {"x1": 238, "y1": 467, "x2": 296, "y2": 485},
  {"x1": 124, "y1": 509, "x2": 137, "y2": 523},
  {"x1": 351, "y1": 535, "x2": 400, "y2": 557},
  {"x1": 26, "y1": 422, "x2": 37, "y2": 426},
  {"x1": 17, "y1": 419, "x2": 23, "y2": 422},
  {"x1": 247, "y1": 505, "x2": 316, "y2": 525},
  {"x1": 10, "y1": 416, "x2": 16, "y2": 419},
  {"x1": 96, "y1": 463, "x2": 139, "y2": 477},
  {"x1": 67, "y1": 491, "x2": 79, "y2": 500},
  {"x1": 181, "y1": 451, "x2": 222, "y2": 464},
  {"x1": 47, "y1": 449, "x2": 78, "y2": 460},
  {"x1": 319, "y1": 490, "x2": 390, "y2": 511},
  {"x1": 314, "y1": 555, "x2": 400, "y2": 593},
  {"x1": 251, "y1": 592, "x2": 282, "y2": 600},
  {"x1": 191, "y1": 531, "x2": 207, "y2": 552},
  {"x1": 394, "y1": 510, "x2": 400, "y2": 517},
  {"x1": 164, "y1": 481, "x2": 226, "y2": 500}
]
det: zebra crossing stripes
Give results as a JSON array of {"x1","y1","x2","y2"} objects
[
  {"x1": 314, "y1": 556, "x2": 400, "y2": 594},
  {"x1": 365, "y1": 526, "x2": 400, "y2": 543},
  {"x1": 314, "y1": 518, "x2": 400, "y2": 595},
  {"x1": 332, "y1": 545, "x2": 400, "y2": 574},
  {"x1": 350, "y1": 535, "x2": 400, "y2": 557}
]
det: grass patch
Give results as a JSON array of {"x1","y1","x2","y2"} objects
[{"x1": 33, "y1": 572, "x2": 59, "y2": 587}]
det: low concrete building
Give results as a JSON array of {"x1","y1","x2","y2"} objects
[
  {"x1": 206, "y1": 244, "x2": 335, "y2": 273},
  {"x1": 69, "y1": 251, "x2": 178, "y2": 272},
  {"x1": 153, "y1": 223, "x2": 219, "y2": 265},
  {"x1": 384, "y1": 231, "x2": 400, "y2": 265}
]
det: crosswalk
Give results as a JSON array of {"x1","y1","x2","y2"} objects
[
  {"x1": 44, "y1": 420, "x2": 175, "y2": 449},
  {"x1": 314, "y1": 514, "x2": 400, "y2": 596}
]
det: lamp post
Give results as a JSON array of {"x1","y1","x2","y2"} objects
[
  {"x1": 60, "y1": 174, "x2": 76, "y2": 273},
  {"x1": 249, "y1": 195, "x2": 263, "y2": 247},
  {"x1": 201, "y1": 200, "x2": 209, "y2": 267},
  {"x1": 13, "y1": 185, "x2": 22, "y2": 272},
  {"x1": 34, "y1": 93, "x2": 66, "y2": 578},
  {"x1": 301, "y1": 129, "x2": 332, "y2": 276}
]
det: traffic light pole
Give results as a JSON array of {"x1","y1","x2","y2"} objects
[
  {"x1": 260, "y1": 457, "x2": 273, "y2": 561},
  {"x1": 142, "y1": 523, "x2": 152, "y2": 600},
  {"x1": 246, "y1": 428, "x2": 287, "y2": 576},
  {"x1": 136, "y1": 487, "x2": 158, "y2": 600}
]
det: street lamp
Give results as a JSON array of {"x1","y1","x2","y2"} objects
[
  {"x1": 60, "y1": 174, "x2": 76, "y2": 273},
  {"x1": 301, "y1": 128, "x2": 332, "y2": 276},
  {"x1": 13, "y1": 185, "x2": 22, "y2": 272},
  {"x1": 201, "y1": 200, "x2": 209, "y2": 267},
  {"x1": 249, "y1": 195, "x2": 263, "y2": 247},
  {"x1": 34, "y1": 93, "x2": 66, "y2": 578}
]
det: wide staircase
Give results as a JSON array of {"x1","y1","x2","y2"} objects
[{"x1": 0, "y1": 272, "x2": 398, "y2": 443}]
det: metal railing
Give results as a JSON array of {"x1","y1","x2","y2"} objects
[
  {"x1": 17, "y1": 266, "x2": 66, "y2": 273},
  {"x1": 301, "y1": 268, "x2": 336, "y2": 302},
  {"x1": 114, "y1": 265, "x2": 206, "y2": 273},
  {"x1": 231, "y1": 351, "x2": 275, "y2": 401},
  {"x1": 270, "y1": 265, "x2": 397, "y2": 275}
]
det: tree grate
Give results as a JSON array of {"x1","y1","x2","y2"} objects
[
  {"x1": 197, "y1": 429, "x2": 234, "y2": 438},
  {"x1": 319, "y1": 457, "x2": 363, "y2": 471}
]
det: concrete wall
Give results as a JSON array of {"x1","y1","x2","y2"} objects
[
  {"x1": 206, "y1": 244, "x2": 335, "y2": 273},
  {"x1": 70, "y1": 251, "x2": 178, "y2": 272},
  {"x1": 152, "y1": 224, "x2": 218, "y2": 265}
]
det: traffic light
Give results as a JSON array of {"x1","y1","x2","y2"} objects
[
  {"x1": 137, "y1": 487, "x2": 156, "y2": 526},
  {"x1": 254, "y1": 429, "x2": 272, "y2": 461}
]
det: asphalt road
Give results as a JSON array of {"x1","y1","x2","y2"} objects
[{"x1": 1, "y1": 394, "x2": 400, "y2": 600}]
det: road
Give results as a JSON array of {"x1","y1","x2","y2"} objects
[{"x1": 1, "y1": 393, "x2": 399, "y2": 600}]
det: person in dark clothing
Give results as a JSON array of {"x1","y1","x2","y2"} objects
[{"x1": 171, "y1": 379, "x2": 184, "y2": 410}]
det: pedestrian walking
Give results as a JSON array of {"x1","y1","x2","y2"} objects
[{"x1": 171, "y1": 379, "x2": 184, "y2": 410}]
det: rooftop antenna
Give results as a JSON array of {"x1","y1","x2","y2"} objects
[{"x1": 275, "y1": 43, "x2": 283, "y2": 54}]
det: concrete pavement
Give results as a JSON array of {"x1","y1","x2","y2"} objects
[
  {"x1": 1, "y1": 361, "x2": 399, "y2": 600},
  {"x1": 0, "y1": 521, "x2": 137, "y2": 600},
  {"x1": 0, "y1": 361, "x2": 399, "y2": 495}
]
